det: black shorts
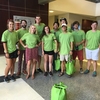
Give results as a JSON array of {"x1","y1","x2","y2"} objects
[
  {"x1": 8, "y1": 49, "x2": 18, "y2": 59},
  {"x1": 44, "y1": 50, "x2": 54, "y2": 55}
]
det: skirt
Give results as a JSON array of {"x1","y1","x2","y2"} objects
[{"x1": 25, "y1": 47, "x2": 38, "y2": 63}]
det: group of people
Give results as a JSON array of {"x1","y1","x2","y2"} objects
[{"x1": 1, "y1": 15, "x2": 100, "y2": 83}]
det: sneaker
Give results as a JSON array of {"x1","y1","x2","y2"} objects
[
  {"x1": 37, "y1": 68, "x2": 43, "y2": 73},
  {"x1": 22, "y1": 70, "x2": 27, "y2": 75},
  {"x1": 4, "y1": 76, "x2": 10, "y2": 83},
  {"x1": 44, "y1": 72, "x2": 48, "y2": 76},
  {"x1": 16, "y1": 71, "x2": 21, "y2": 76},
  {"x1": 84, "y1": 69, "x2": 90, "y2": 74},
  {"x1": 80, "y1": 68, "x2": 84, "y2": 74},
  {"x1": 10, "y1": 75, "x2": 16, "y2": 82},
  {"x1": 92, "y1": 71, "x2": 97, "y2": 77},
  {"x1": 49, "y1": 71, "x2": 53, "y2": 76}
]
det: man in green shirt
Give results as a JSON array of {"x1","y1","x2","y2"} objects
[
  {"x1": 51, "y1": 22, "x2": 61, "y2": 71},
  {"x1": 34, "y1": 15, "x2": 45, "y2": 73},
  {"x1": 16, "y1": 20, "x2": 28, "y2": 76},
  {"x1": 84, "y1": 21, "x2": 100, "y2": 77},
  {"x1": 72, "y1": 21, "x2": 85, "y2": 73},
  {"x1": 59, "y1": 23, "x2": 74, "y2": 77},
  {"x1": 60, "y1": 17, "x2": 72, "y2": 32}
]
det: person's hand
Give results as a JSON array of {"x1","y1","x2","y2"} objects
[
  {"x1": 54, "y1": 49, "x2": 57, "y2": 53},
  {"x1": 24, "y1": 45, "x2": 28, "y2": 48},
  {"x1": 5, "y1": 53, "x2": 9, "y2": 58},
  {"x1": 70, "y1": 51, "x2": 73, "y2": 55},
  {"x1": 75, "y1": 43, "x2": 80, "y2": 46},
  {"x1": 17, "y1": 50, "x2": 20, "y2": 55}
]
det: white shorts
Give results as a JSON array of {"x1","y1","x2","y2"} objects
[
  {"x1": 85, "y1": 48, "x2": 99, "y2": 61},
  {"x1": 60, "y1": 54, "x2": 69, "y2": 61}
]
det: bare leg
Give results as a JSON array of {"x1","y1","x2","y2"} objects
[
  {"x1": 49, "y1": 55, "x2": 53, "y2": 72},
  {"x1": 32, "y1": 59, "x2": 37, "y2": 79},
  {"x1": 26, "y1": 60, "x2": 31, "y2": 79}
]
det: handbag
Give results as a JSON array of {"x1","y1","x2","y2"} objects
[
  {"x1": 55, "y1": 56, "x2": 60, "y2": 71},
  {"x1": 51, "y1": 82, "x2": 67, "y2": 100},
  {"x1": 66, "y1": 55, "x2": 75, "y2": 75}
]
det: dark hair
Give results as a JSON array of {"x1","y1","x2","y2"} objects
[
  {"x1": 20, "y1": 20, "x2": 27, "y2": 24},
  {"x1": 72, "y1": 21, "x2": 80, "y2": 26},
  {"x1": 35, "y1": 15, "x2": 41, "y2": 18},
  {"x1": 42, "y1": 25, "x2": 51, "y2": 37},
  {"x1": 53, "y1": 22, "x2": 59, "y2": 27},
  {"x1": 92, "y1": 21, "x2": 98, "y2": 25},
  {"x1": 60, "y1": 18, "x2": 68, "y2": 24}
]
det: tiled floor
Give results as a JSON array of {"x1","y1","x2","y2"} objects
[
  {"x1": 0, "y1": 52, "x2": 100, "y2": 100},
  {"x1": 0, "y1": 56, "x2": 44, "y2": 100}
]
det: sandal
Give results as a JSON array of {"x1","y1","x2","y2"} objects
[
  {"x1": 58, "y1": 72, "x2": 64, "y2": 77},
  {"x1": 26, "y1": 75, "x2": 30, "y2": 79},
  {"x1": 31, "y1": 75, "x2": 35, "y2": 80}
]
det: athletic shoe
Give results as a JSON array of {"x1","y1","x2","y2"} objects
[
  {"x1": 44, "y1": 72, "x2": 48, "y2": 76},
  {"x1": 10, "y1": 75, "x2": 16, "y2": 82},
  {"x1": 92, "y1": 71, "x2": 97, "y2": 77},
  {"x1": 4, "y1": 76, "x2": 10, "y2": 83},
  {"x1": 80, "y1": 68, "x2": 84, "y2": 74},
  {"x1": 84, "y1": 69, "x2": 90, "y2": 74},
  {"x1": 37, "y1": 68, "x2": 43, "y2": 73},
  {"x1": 49, "y1": 71, "x2": 53, "y2": 76}
]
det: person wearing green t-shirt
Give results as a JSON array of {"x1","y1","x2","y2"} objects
[
  {"x1": 42, "y1": 26, "x2": 57, "y2": 76},
  {"x1": 34, "y1": 15, "x2": 45, "y2": 73},
  {"x1": 84, "y1": 21, "x2": 100, "y2": 77},
  {"x1": 51, "y1": 22, "x2": 61, "y2": 71},
  {"x1": 1, "y1": 19, "x2": 19, "y2": 83},
  {"x1": 59, "y1": 17, "x2": 72, "y2": 32},
  {"x1": 58, "y1": 23, "x2": 74, "y2": 77},
  {"x1": 20, "y1": 25, "x2": 40, "y2": 79},
  {"x1": 16, "y1": 20, "x2": 28, "y2": 76},
  {"x1": 72, "y1": 21, "x2": 85, "y2": 73}
]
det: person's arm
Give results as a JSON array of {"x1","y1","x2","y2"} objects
[
  {"x1": 3, "y1": 42, "x2": 9, "y2": 58},
  {"x1": 42, "y1": 41, "x2": 44, "y2": 56},
  {"x1": 54, "y1": 39, "x2": 57, "y2": 53},
  {"x1": 19, "y1": 39, "x2": 27, "y2": 48}
]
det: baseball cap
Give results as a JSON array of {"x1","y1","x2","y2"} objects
[{"x1": 61, "y1": 23, "x2": 67, "y2": 27}]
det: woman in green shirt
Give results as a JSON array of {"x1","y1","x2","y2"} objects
[
  {"x1": 42, "y1": 26, "x2": 57, "y2": 76},
  {"x1": 1, "y1": 19, "x2": 19, "y2": 83},
  {"x1": 20, "y1": 25, "x2": 40, "y2": 79}
]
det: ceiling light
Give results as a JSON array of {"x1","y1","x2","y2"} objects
[{"x1": 49, "y1": 10, "x2": 54, "y2": 13}]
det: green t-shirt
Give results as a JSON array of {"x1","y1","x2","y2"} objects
[
  {"x1": 72, "y1": 30, "x2": 85, "y2": 50},
  {"x1": 16, "y1": 28, "x2": 28, "y2": 50},
  {"x1": 86, "y1": 30, "x2": 100, "y2": 50},
  {"x1": 42, "y1": 33, "x2": 56, "y2": 51},
  {"x1": 21, "y1": 33, "x2": 40, "y2": 49},
  {"x1": 51, "y1": 29, "x2": 61, "y2": 42},
  {"x1": 34, "y1": 23, "x2": 45, "y2": 40},
  {"x1": 1, "y1": 30, "x2": 18, "y2": 53},
  {"x1": 60, "y1": 26, "x2": 72, "y2": 32},
  {"x1": 59, "y1": 32, "x2": 74, "y2": 55},
  {"x1": 51, "y1": 29, "x2": 61, "y2": 50}
]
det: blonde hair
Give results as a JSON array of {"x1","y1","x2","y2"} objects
[{"x1": 29, "y1": 25, "x2": 37, "y2": 34}]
